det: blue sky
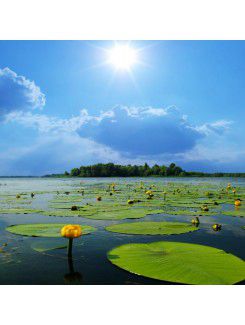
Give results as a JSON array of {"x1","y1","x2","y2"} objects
[{"x1": 0, "y1": 40, "x2": 244, "y2": 175}]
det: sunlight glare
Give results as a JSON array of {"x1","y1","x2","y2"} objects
[{"x1": 108, "y1": 45, "x2": 138, "y2": 70}]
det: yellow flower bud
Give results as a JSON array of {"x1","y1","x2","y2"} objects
[{"x1": 61, "y1": 225, "x2": 82, "y2": 238}]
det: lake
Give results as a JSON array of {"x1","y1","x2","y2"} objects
[{"x1": 0, "y1": 177, "x2": 244, "y2": 285}]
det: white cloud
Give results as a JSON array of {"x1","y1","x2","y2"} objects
[
  {"x1": 1, "y1": 102, "x2": 241, "y2": 174},
  {"x1": 193, "y1": 119, "x2": 233, "y2": 136},
  {"x1": 4, "y1": 110, "x2": 91, "y2": 133},
  {"x1": 0, "y1": 67, "x2": 45, "y2": 115}
]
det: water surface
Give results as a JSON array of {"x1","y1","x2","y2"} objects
[{"x1": 0, "y1": 177, "x2": 244, "y2": 285}]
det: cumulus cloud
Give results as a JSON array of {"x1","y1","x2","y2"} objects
[
  {"x1": 78, "y1": 105, "x2": 204, "y2": 156},
  {"x1": 1, "y1": 99, "x2": 238, "y2": 174},
  {"x1": 0, "y1": 67, "x2": 45, "y2": 116}
]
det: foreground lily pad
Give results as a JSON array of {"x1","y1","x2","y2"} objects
[
  {"x1": 106, "y1": 221, "x2": 198, "y2": 235},
  {"x1": 107, "y1": 241, "x2": 245, "y2": 284},
  {"x1": 6, "y1": 223, "x2": 96, "y2": 237}
]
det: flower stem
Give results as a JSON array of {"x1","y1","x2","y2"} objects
[{"x1": 68, "y1": 238, "x2": 73, "y2": 258}]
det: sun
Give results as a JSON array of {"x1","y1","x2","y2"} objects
[{"x1": 108, "y1": 45, "x2": 138, "y2": 70}]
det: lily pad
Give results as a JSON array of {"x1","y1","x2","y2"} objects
[
  {"x1": 6, "y1": 223, "x2": 96, "y2": 237},
  {"x1": 107, "y1": 241, "x2": 245, "y2": 284},
  {"x1": 83, "y1": 209, "x2": 164, "y2": 220},
  {"x1": 0, "y1": 208, "x2": 44, "y2": 214},
  {"x1": 31, "y1": 240, "x2": 67, "y2": 252},
  {"x1": 106, "y1": 221, "x2": 198, "y2": 235},
  {"x1": 222, "y1": 210, "x2": 245, "y2": 217},
  {"x1": 163, "y1": 209, "x2": 218, "y2": 216}
]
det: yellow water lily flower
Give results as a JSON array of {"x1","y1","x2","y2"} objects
[
  {"x1": 235, "y1": 199, "x2": 241, "y2": 207},
  {"x1": 226, "y1": 183, "x2": 232, "y2": 191},
  {"x1": 61, "y1": 225, "x2": 82, "y2": 238},
  {"x1": 212, "y1": 224, "x2": 221, "y2": 231},
  {"x1": 61, "y1": 225, "x2": 82, "y2": 258},
  {"x1": 145, "y1": 190, "x2": 153, "y2": 195},
  {"x1": 201, "y1": 205, "x2": 209, "y2": 212},
  {"x1": 191, "y1": 217, "x2": 200, "y2": 225}
]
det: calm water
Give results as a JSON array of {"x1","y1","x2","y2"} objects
[{"x1": 0, "y1": 177, "x2": 244, "y2": 285}]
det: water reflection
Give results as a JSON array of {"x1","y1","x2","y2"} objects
[{"x1": 64, "y1": 257, "x2": 83, "y2": 284}]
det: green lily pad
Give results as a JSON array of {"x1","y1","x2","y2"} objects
[
  {"x1": 0, "y1": 208, "x2": 45, "y2": 214},
  {"x1": 6, "y1": 223, "x2": 96, "y2": 237},
  {"x1": 107, "y1": 241, "x2": 245, "y2": 284},
  {"x1": 163, "y1": 209, "x2": 218, "y2": 216},
  {"x1": 106, "y1": 221, "x2": 198, "y2": 235},
  {"x1": 83, "y1": 209, "x2": 164, "y2": 220},
  {"x1": 31, "y1": 241, "x2": 67, "y2": 252},
  {"x1": 222, "y1": 210, "x2": 245, "y2": 217}
]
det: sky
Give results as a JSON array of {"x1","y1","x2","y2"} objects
[{"x1": 0, "y1": 40, "x2": 244, "y2": 175}]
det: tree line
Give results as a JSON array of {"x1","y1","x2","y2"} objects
[{"x1": 44, "y1": 163, "x2": 245, "y2": 177}]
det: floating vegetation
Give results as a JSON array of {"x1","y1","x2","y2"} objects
[
  {"x1": 31, "y1": 240, "x2": 67, "y2": 252},
  {"x1": 212, "y1": 224, "x2": 222, "y2": 231},
  {"x1": 106, "y1": 221, "x2": 198, "y2": 235},
  {"x1": 0, "y1": 208, "x2": 44, "y2": 214},
  {"x1": 82, "y1": 208, "x2": 165, "y2": 220},
  {"x1": 222, "y1": 209, "x2": 245, "y2": 217},
  {"x1": 191, "y1": 217, "x2": 200, "y2": 226},
  {"x1": 6, "y1": 223, "x2": 96, "y2": 237},
  {"x1": 61, "y1": 224, "x2": 82, "y2": 257},
  {"x1": 235, "y1": 199, "x2": 242, "y2": 206},
  {"x1": 1, "y1": 178, "x2": 245, "y2": 285},
  {"x1": 162, "y1": 209, "x2": 218, "y2": 216},
  {"x1": 107, "y1": 241, "x2": 245, "y2": 284}
]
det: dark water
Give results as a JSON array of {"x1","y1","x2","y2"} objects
[{"x1": 0, "y1": 177, "x2": 244, "y2": 285}]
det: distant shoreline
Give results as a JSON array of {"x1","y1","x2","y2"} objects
[
  {"x1": 43, "y1": 162, "x2": 245, "y2": 178},
  {"x1": 43, "y1": 174, "x2": 245, "y2": 178},
  {"x1": 0, "y1": 175, "x2": 244, "y2": 178}
]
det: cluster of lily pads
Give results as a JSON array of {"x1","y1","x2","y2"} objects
[{"x1": 1, "y1": 180, "x2": 245, "y2": 284}]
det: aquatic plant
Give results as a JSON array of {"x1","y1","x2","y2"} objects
[
  {"x1": 107, "y1": 241, "x2": 245, "y2": 284},
  {"x1": 0, "y1": 208, "x2": 44, "y2": 214},
  {"x1": 145, "y1": 190, "x2": 154, "y2": 199},
  {"x1": 80, "y1": 208, "x2": 165, "y2": 220},
  {"x1": 227, "y1": 183, "x2": 232, "y2": 191},
  {"x1": 201, "y1": 205, "x2": 209, "y2": 212},
  {"x1": 235, "y1": 199, "x2": 241, "y2": 206},
  {"x1": 106, "y1": 221, "x2": 198, "y2": 235},
  {"x1": 61, "y1": 225, "x2": 82, "y2": 258},
  {"x1": 6, "y1": 223, "x2": 96, "y2": 237},
  {"x1": 191, "y1": 217, "x2": 200, "y2": 226},
  {"x1": 212, "y1": 224, "x2": 222, "y2": 231}
]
